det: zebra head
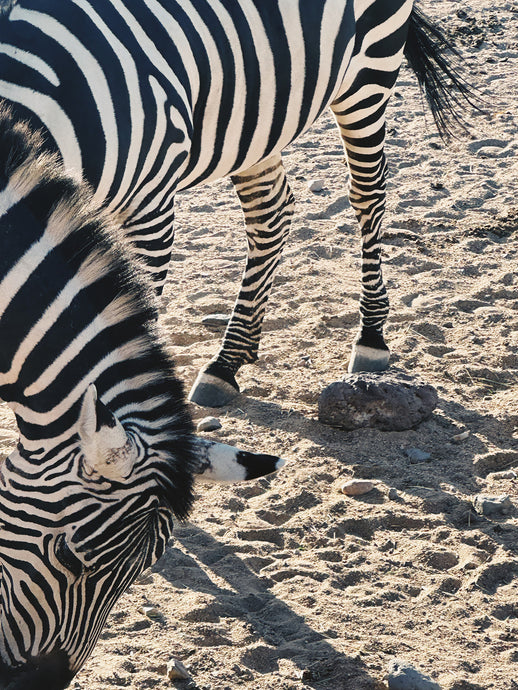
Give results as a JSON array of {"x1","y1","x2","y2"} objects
[
  {"x1": 0, "y1": 383, "x2": 196, "y2": 689},
  {"x1": 0, "y1": 384, "x2": 284, "y2": 690}
]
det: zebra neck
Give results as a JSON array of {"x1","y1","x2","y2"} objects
[{"x1": 0, "y1": 104, "x2": 177, "y2": 457}]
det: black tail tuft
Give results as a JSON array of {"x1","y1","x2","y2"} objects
[{"x1": 404, "y1": 5, "x2": 483, "y2": 138}]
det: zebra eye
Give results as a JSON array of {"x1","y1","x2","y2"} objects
[{"x1": 55, "y1": 534, "x2": 85, "y2": 578}]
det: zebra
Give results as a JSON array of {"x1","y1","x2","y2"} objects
[
  {"x1": 0, "y1": 0, "x2": 474, "y2": 409},
  {"x1": 0, "y1": 104, "x2": 284, "y2": 689}
]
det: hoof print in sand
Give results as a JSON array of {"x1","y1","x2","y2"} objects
[{"x1": 318, "y1": 371, "x2": 438, "y2": 431}]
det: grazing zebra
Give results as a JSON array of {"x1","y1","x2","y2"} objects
[
  {"x1": 0, "y1": 105, "x2": 284, "y2": 689},
  {"x1": 0, "y1": 0, "x2": 473, "y2": 411}
]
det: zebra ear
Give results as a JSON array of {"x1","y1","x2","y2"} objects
[{"x1": 78, "y1": 384, "x2": 134, "y2": 481}]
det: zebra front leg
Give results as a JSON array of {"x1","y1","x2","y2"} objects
[
  {"x1": 332, "y1": 104, "x2": 390, "y2": 373},
  {"x1": 350, "y1": 148, "x2": 390, "y2": 373},
  {"x1": 189, "y1": 154, "x2": 294, "y2": 406},
  {"x1": 122, "y1": 207, "x2": 176, "y2": 296}
]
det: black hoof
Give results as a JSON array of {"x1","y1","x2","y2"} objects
[
  {"x1": 188, "y1": 371, "x2": 240, "y2": 407},
  {"x1": 348, "y1": 344, "x2": 390, "y2": 373}
]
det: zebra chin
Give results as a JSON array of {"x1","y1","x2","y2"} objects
[{"x1": 0, "y1": 651, "x2": 74, "y2": 690}]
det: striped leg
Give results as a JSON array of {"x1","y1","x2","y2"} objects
[
  {"x1": 121, "y1": 208, "x2": 176, "y2": 296},
  {"x1": 331, "y1": 98, "x2": 392, "y2": 373},
  {"x1": 189, "y1": 154, "x2": 294, "y2": 407}
]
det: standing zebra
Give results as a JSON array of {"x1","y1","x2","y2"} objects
[
  {"x1": 0, "y1": 105, "x2": 284, "y2": 689},
  {"x1": 0, "y1": 0, "x2": 473, "y2": 408}
]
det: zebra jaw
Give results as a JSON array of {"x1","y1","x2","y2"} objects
[{"x1": 78, "y1": 384, "x2": 136, "y2": 482}]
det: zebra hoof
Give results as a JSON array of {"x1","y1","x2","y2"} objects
[
  {"x1": 348, "y1": 344, "x2": 390, "y2": 373},
  {"x1": 188, "y1": 372, "x2": 240, "y2": 407}
]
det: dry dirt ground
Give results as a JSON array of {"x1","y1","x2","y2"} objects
[{"x1": 1, "y1": 1, "x2": 517, "y2": 689}]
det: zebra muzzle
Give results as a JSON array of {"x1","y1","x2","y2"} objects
[{"x1": 192, "y1": 437, "x2": 285, "y2": 483}]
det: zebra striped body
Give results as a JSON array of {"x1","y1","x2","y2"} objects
[
  {"x1": 1, "y1": 0, "x2": 360, "y2": 202},
  {"x1": 0, "y1": 106, "x2": 284, "y2": 688},
  {"x1": 0, "y1": 0, "x2": 437, "y2": 407},
  {"x1": 0, "y1": 106, "x2": 196, "y2": 686}
]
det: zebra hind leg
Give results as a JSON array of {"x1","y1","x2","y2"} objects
[
  {"x1": 330, "y1": 104, "x2": 390, "y2": 373},
  {"x1": 189, "y1": 154, "x2": 294, "y2": 407}
]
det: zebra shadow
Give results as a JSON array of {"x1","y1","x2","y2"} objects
[
  {"x1": 224, "y1": 393, "x2": 518, "y2": 556},
  {"x1": 152, "y1": 523, "x2": 380, "y2": 690}
]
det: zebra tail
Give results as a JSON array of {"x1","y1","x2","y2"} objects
[{"x1": 404, "y1": 5, "x2": 483, "y2": 138}]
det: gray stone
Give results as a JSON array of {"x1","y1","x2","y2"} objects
[
  {"x1": 318, "y1": 372, "x2": 438, "y2": 431},
  {"x1": 487, "y1": 470, "x2": 517, "y2": 481},
  {"x1": 405, "y1": 448, "x2": 432, "y2": 463},
  {"x1": 472, "y1": 494, "x2": 513, "y2": 516},
  {"x1": 387, "y1": 658, "x2": 442, "y2": 690},
  {"x1": 201, "y1": 313, "x2": 230, "y2": 330},
  {"x1": 196, "y1": 416, "x2": 222, "y2": 432},
  {"x1": 166, "y1": 658, "x2": 191, "y2": 681},
  {"x1": 307, "y1": 178, "x2": 324, "y2": 192},
  {"x1": 388, "y1": 488, "x2": 400, "y2": 501}
]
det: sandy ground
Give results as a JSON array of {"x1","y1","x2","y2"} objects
[{"x1": 1, "y1": 1, "x2": 517, "y2": 688}]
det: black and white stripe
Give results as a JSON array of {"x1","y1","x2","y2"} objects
[
  {"x1": 0, "y1": 105, "x2": 283, "y2": 688},
  {"x1": 0, "y1": 0, "x2": 473, "y2": 409}
]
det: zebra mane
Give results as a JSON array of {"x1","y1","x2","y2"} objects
[
  {"x1": 0, "y1": 0, "x2": 16, "y2": 17},
  {"x1": 0, "y1": 101, "x2": 196, "y2": 520},
  {"x1": 0, "y1": 103, "x2": 156, "y2": 320}
]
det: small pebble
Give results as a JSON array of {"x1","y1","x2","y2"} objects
[
  {"x1": 472, "y1": 494, "x2": 513, "y2": 516},
  {"x1": 340, "y1": 479, "x2": 375, "y2": 496},
  {"x1": 379, "y1": 538, "x2": 396, "y2": 552},
  {"x1": 388, "y1": 488, "x2": 399, "y2": 501},
  {"x1": 452, "y1": 430, "x2": 469, "y2": 443},
  {"x1": 197, "y1": 416, "x2": 222, "y2": 432},
  {"x1": 166, "y1": 659, "x2": 191, "y2": 681},
  {"x1": 307, "y1": 178, "x2": 324, "y2": 192},
  {"x1": 139, "y1": 605, "x2": 160, "y2": 619},
  {"x1": 387, "y1": 658, "x2": 441, "y2": 690},
  {"x1": 487, "y1": 470, "x2": 517, "y2": 481},
  {"x1": 405, "y1": 448, "x2": 432, "y2": 463},
  {"x1": 201, "y1": 313, "x2": 230, "y2": 330},
  {"x1": 467, "y1": 138, "x2": 509, "y2": 153}
]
